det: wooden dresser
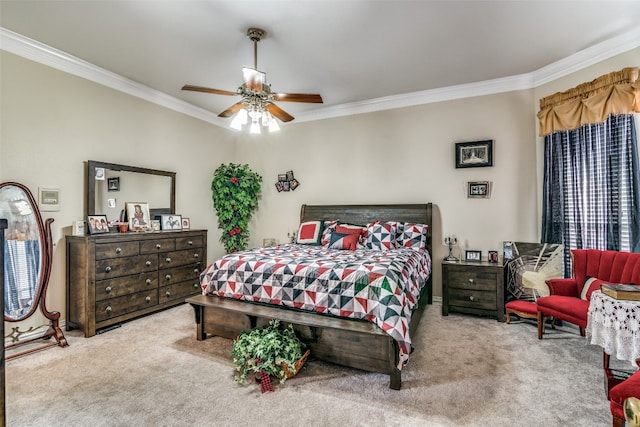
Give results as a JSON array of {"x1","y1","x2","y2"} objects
[
  {"x1": 442, "y1": 260, "x2": 505, "y2": 321},
  {"x1": 66, "y1": 229, "x2": 207, "y2": 337}
]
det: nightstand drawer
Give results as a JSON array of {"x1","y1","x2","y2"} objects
[
  {"x1": 448, "y1": 288, "x2": 497, "y2": 311},
  {"x1": 447, "y1": 270, "x2": 498, "y2": 291}
]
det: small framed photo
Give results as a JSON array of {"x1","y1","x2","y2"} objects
[
  {"x1": 275, "y1": 182, "x2": 284, "y2": 192},
  {"x1": 107, "y1": 177, "x2": 120, "y2": 192},
  {"x1": 467, "y1": 181, "x2": 492, "y2": 198},
  {"x1": 181, "y1": 217, "x2": 190, "y2": 230},
  {"x1": 290, "y1": 179, "x2": 300, "y2": 191},
  {"x1": 286, "y1": 170, "x2": 294, "y2": 181},
  {"x1": 126, "y1": 202, "x2": 151, "y2": 230},
  {"x1": 38, "y1": 187, "x2": 60, "y2": 211},
  {"x1": 278, "y1": 174, "x2": 287, "y2": 182},
  {"x1": 488, "y1": 250, "x2": 499, "y2": 263},
  {"x1": 283, "y1": 181, "x2": 290, "y2": 191},
  {"x1": 465, "y1": 250, "x2": 482, "y2": 262},
  {"x1": 263, "y1": 238, "x2": 276, "y2": 247},
  {"x1": 150, "y1": 219, "x2": 161, "y2": 231},
  {"x1": 87, "y1": 215, "x2": 109, "y2": 235},
  {"x1": 455, "y1": 140, "x2": 493, "y2": 168},
  {"x1": 160, "y1": 214, "x2": 182, "y2": 230},
  {"x1": 503, "y1": 241, "x2": 514, "y2": 261}
]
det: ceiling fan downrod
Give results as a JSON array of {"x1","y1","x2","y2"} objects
[{"x1": 247, "y1": 28, "x2": 265, "y2": 69}]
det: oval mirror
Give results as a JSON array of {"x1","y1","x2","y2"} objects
[
  {"x1": 1, "y1": 182, "x2": 67, "y2": 358},
  {"x1": 1, "y1": 182, "x2": 48, "y2": 321}
]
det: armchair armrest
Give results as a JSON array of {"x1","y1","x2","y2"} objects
[{"x1": 545, "y1": 278, "x2": 579, "y2": 297}]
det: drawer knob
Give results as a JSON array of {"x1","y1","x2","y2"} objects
[
  {"x1": 468, "y1": 278, "x2": 474, "y2": 284},
  {"x1": 165, "y1": 291, "x2": 171, "y2": 297},
  {"x1": 146, "y1": 278, "x2": 152, "y2": 284},
  {"x1": 194, "y1": 268, "x2": 199, "y2": 274},
  {"x1": 105, "y1": 286, "x2": 112, "y2": 293},
  {"x1": 194, "y1": 253, "x2": 199, "y2": 259},
  {"x1": 156, "y1": 243, "x2": 162, "y2": 249},
  {"x1": 469, "y1": 296, "x2": 475, "y2": 301},
  {"x1": 193, "y1": 283, "x2": 199, "y2": 288},
  {"x1": 105, "y1": 306, "x2": 112, "y2": 313},
  {"x1": 145, "y1": 296, "x2": 151, "y2": 302},
  {"x1": 105, "y1": 266, "x2": 112, "y2": 273},
  {"x1": 115, "y1": 247, "x2": 122, "y2": 254},
  {"x1": 165, "y1": 274, "x2": 171, "y2": 280},
  {"x1": 146, "y1": 260, "x2": 152, "y2": 266},
  {"x1": 165, "y1": 257, "x2": 171, "y2": 263},
  {"x1": 188, "y1": 240, "x2": 193, "y2": 246}
]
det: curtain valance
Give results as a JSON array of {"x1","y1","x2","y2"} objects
[{"x1": 537, "y1": 67, "x2": 640, "y2": 136}]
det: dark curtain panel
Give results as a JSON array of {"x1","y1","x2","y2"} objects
[{"x1": 541, "y1": 114, "x2": 640, "y2": 276}]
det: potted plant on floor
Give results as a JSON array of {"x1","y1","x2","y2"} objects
[{"x1": 232, "y1": 320, "x2": 310, "y2": 393}]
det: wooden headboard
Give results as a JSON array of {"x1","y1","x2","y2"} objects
[{"x1": 299, "y1": 203, "x2": 433, "y2": 254}]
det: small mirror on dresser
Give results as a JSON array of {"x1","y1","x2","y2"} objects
[{"x1": 86, "y1": 160, "x2": 176, "y2": 222}]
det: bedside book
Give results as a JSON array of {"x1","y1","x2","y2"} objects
[{"x1": 601, "y1": 283, "x2": 640, "y2": 301}]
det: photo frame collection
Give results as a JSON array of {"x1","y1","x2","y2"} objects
[
  {"x1": 86, "y1": 200, "x2": 192, "y2": 235},
  {"x1": 275, "y1": 170, "x2": 300, "y2": 192}
]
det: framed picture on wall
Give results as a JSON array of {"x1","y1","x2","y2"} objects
[{"x1": 455, "y1": 140, "x2": 494, "y2": 168}]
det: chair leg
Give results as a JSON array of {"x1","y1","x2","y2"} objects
[
  {"x1": 506, "y1": 309, "x2": 512, "y2": 324},
  {"x1": 537, "y1": 311, "x2": 545, "y2": 339},
  {"x1": 579, "y1": 326, "x2": 586, "y2": 337},
  {"x1": 613, "y1": 414, "x2": 624, "y2": 427}
]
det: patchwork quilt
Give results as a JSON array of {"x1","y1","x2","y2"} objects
[{"x1": 200, "y1": 243, "x2": 432, "y2": 369}]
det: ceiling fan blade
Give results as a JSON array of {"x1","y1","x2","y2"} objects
[
  {"x1": 218, "y1": 102, "x2": 246, "y2": 118},
  {"x1": 272, "y1": 93, "x2": 323, "y2": 103},
  {"x1": 266, "y1": 103, "x2": 294, "y2": 122},
  {"x1": 182, "y1": 85, "x2": 237, "y2": 96},
  {"x1": 242, "y1": 67, "x2": 265, "y2": 92}
]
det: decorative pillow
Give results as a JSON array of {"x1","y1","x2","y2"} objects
[
  {"x1": 327, "y1": 231, "x2": 360, "y2": 250},
  {"x1": 296, "y1": 221, "x2": 324, "y2": 245},
  {"x1": 336, "y1": 224, "x2": 366, "y2": 244},
  {"x1": 580, "y1": 277, "x2": 607, "y2": 300},
  {"x1": 365, "y1": 221, "x2": 397, "y2": 250},
  {"x1": 398, "y1": 222, "x2": 429, "y2": 250},
  {"x1": 320, "y1": 220, "x2": 339, "y2": 246}
]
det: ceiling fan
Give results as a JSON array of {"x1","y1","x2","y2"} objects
[{"x1": 182, "y1": 28, "x2": 323, "y2": 131}]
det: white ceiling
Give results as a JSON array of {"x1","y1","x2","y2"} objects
[{"x1": 1, "y1": 1, "x2": 640, "y2": 127}]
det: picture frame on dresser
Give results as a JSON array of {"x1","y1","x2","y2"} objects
[
  {"x1": 465, "y1": 250, "x2": 482, "y2": 262},
  {"x1": 87, "y1": 215, "x2": 109, "y2": 235},
  {"x1": 181, "y1": 218, "x2": 190, "y2": 230},
  {"x1": 126, "y1": 202, "x2": 150, "y2": 230},
  {"x1": 160, "y1": 214, "x2": 182, "y2": 230}
]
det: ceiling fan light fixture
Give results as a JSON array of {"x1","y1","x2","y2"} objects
[
  {"x1": 249, "y1": 121, "x2": 261, "y2": 134},
  {"x1": 268, "y1": 118, "x2": 280, "y2": 133},
  {"x1": 229, "y1": 108, "x2": 248, "y2": 130}
]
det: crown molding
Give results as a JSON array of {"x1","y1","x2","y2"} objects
[
  {"x1": 0, "y1": 27, "x2": 227, "y2": 127},
  {"x1": 2, "y1": 26, "x2": 639, "y2": 128}
]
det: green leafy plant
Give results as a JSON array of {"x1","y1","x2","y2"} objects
[
  {"x1": 232, "y1": 320, "x2": 307, "y2": 391},
  {"x1": 211, "y1": 163, "x2": 262, "y2": 253}
]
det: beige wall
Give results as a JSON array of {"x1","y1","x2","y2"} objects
[
  {"x1": 1, "y1": 51, "x2": 235, "y2": 332},
  {"x1": 1, "y1": 47, "x2": 638, "y2": 334}
]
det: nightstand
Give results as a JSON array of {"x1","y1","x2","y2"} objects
[{"x1": 442, "y1": 260, "x2": 505, "y2": 321}]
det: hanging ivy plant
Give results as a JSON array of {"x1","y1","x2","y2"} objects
[{"x1": 211, "y1": 163, "x2": 263, "y2": 253}]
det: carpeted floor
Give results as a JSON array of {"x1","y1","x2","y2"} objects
[{"x1": 5, "y1": 302, "x2": 621, "y2": 426}]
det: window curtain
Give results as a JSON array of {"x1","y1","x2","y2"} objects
[
  {"x1": 539, "y1": 68, "x2": 640, "y2": 276},
  {"x1": 537, "y1": 67, "x2": 640, "y2": 136}
]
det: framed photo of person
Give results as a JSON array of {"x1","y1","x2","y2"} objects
[
  {"x1": 160, "y1": 214, "x2": 182, "y2": 231},
  {"x1": 87, "y1": 215, "x2": 109, "y2": 235},
  {"x1": 126, "y1": 202, "x2": 150, "y2": 230},
  {"x1": 181, "y1": 217, "x2": 190, "y2": 230}
]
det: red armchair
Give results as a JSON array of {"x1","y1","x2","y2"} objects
[
  {"x1": 610, "y1": 370, "x2": 640, "y2": 427},
  {"x1": 536, "y1": 249, "x2": 640, "y2": 339}
]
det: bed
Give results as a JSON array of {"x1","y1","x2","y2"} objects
[{"x1": 186, "y1": 203, "x2": 432, "y2": 389}]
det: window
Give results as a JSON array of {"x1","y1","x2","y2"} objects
[{"x1": 541, "y1": 114, "x2": 640, "y2": 276}]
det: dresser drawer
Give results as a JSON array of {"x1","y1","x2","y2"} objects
[
  {"x1": 159, "y1": 263, "x2": 203, "y2": 286},
  {"x1": 95, "y1": 272, "x2": 158, "y2": 301},
  {"x1": 159, "y1": 248, "x2": 204, "y2": 269},
  {"x1": 159, "y1": 280, "x2": 201, "y2": 304},
  {"x1": 95, "y1": 290, "x2": 159, "y2": 322},
  {"x1": 447, "y1": 270, "x2": 497, "y2": 291},
  {"x1": 95, "y1": 255, "x2": 159, "y2": 280},
  {"x1": 95, "y1": 241, "x2": 139, "y2": 260},
  {"x1": 176, "y1": 235, "x2": 204, "y2": 250},
  {"x1": 140, "y1": 238, "x2": 175, "y2": 254}
]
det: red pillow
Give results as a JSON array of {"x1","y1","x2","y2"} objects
[{"x1": 328, "y1": 232, "x2": 360, "y2": 250}]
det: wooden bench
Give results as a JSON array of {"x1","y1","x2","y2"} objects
[{"x1": 186, "y1": 292, "x2": 429, "y2": 390}]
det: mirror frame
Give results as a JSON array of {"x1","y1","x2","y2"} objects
[{"x1": 86, "y1": 160, "x2": 176, "y2": 218}]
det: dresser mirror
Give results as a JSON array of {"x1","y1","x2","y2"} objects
[
  {"x1": 0, "y1": 181, "x2": 67, "y2": 358},
  {"x1": 87, "y1": 160, "x2": 176, "y2": 222}
]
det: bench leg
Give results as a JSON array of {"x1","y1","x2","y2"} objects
[{"x1": 189, "y1": 302, "x2": 206, "y2": 341}]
